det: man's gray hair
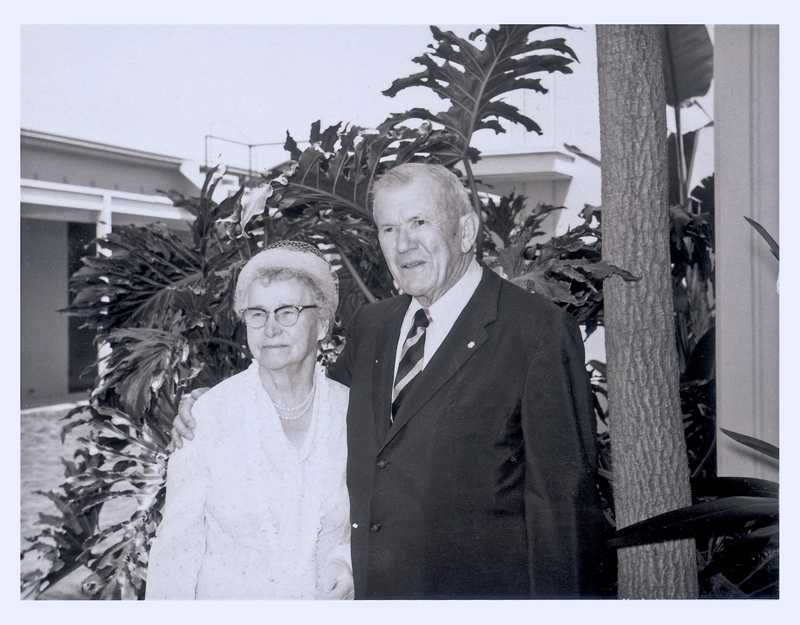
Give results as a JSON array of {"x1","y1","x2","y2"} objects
[{"x1": 370, "y1": 163, "x2": 474, "y2": 219}]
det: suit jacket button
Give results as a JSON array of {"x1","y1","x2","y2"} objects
[
  {"x1": 376, "y1": 459, "x2": 388, "y2": 469},
  {"x1": 370, "y1": 522, "x2": 381, "y2": 532}
]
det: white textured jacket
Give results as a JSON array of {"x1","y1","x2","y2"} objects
[{"x1": 146, "y1": 362, "x2": 351, "y2": 599}]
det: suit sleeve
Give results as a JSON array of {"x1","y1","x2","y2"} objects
[
  {"x1": 327, "y1": 305, "x2": 364, "y2": 388},
  {"x1": 521, "y1": 309, "x2": 606, "y2": 597}
]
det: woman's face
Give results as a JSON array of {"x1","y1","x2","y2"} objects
[{"x1": 243, "y1": 278, "x2": 325, "y2": 373}]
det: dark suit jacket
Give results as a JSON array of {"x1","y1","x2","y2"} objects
[{"x1": 329, "y1": 268, "x2": 605, "y2": 599}]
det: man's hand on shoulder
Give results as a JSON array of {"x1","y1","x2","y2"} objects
[{"x1": 167, "y1": 388, "x2": 209, "y2": 452}]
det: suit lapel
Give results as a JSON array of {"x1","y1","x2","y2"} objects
[
  {"x1": 381, "y1": 268, "x2": 502, "y2": 450},
  {"x1": 372, "y1": 295, "x2": 411, "y2": 442}
]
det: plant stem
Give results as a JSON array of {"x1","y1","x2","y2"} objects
[
  {"x1": 335, "y1": 245, "x2": 377, "y2": 303},
  {"x1": 202, "y1": 337, "x2": 249, "y2": 353},
  {"x1": 691, "y1": 437, "x2": 716, "y2": 479},
  {"x1": 461, "y1": 158, "x2": 484, "y2": 260}
]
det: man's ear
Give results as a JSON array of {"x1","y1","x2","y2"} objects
[{"x1": 459, "y1": 212, "x2": 480, "y2": 253}]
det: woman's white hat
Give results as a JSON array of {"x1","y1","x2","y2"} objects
[{"x1": 234, "y1": 241, "x2": 339, "y2": 319}]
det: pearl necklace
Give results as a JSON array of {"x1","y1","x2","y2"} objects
[
  {"x1": 276, "y1": 400, "x2": 313, "y2": 421},
  {"x1": 272, "y1": 379, "x2": 315, "y2": 421}
]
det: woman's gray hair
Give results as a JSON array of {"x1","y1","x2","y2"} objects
[
  {"x1": 234, "y1": 241, "x2": 339, "y2": 330},
  {"x1": 370, "y1": 163, "x2": 474, "y2": 220}
]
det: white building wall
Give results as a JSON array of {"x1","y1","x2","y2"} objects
[{"x1": 715, "y1": 25, "x2": 779, "y2": 480}]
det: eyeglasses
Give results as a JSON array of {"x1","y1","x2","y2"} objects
[{"x1": 240, "y1": 305, "x2": 318, "y2": 328}]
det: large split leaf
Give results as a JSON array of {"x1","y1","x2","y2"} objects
[
  {"x1": 381, "y1": 25, "x2": 578, "y2": 167},
  {"x1": 64, "y1": 224, "x2": 208, "y2": 333},
  {"x1": 93, "y1": 328, "x2": 188, "y2": 422},
  {"x1": 266, "y1": 122, "x2": 424, "y2": 223},
  {"x1": 482, "y1": 193, "x2": 559, "y2": 249}
]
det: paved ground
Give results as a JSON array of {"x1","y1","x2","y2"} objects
[{"x1": 21, "y1": 401, "x2": 90, "y2": 600}]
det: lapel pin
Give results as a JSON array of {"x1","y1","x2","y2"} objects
[{"x1": 467, "y1": 341, "x2": 475, "y2": 349}]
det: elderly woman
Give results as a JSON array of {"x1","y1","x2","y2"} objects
[{"x1": 146, "y1": 241, "x2": 352, "y2": 600}]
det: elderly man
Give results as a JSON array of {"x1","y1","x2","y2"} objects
[{"x1": 174, "y1": 163, "x2": 605, "y2": 599}]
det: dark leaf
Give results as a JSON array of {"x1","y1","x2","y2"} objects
[
  {"x1": 382, "y1": 25, "x2": 579, "y2": 167},
  {"x1": 269, "y1": 123, "x2": 396, "y2": 222},
  {"x1": 608, "y1": 497, "x2": 778, "y2": 548},
  {"x1": 682, "y1": 326, "x2": 715, "y2": 383},
  {"x1": 662, "y1": 25, "x2": 714, "y2": 107},
  {"x1": 512, "y1": 264, "x2": 580, "y2": 305},
  {"x1": 691, "y1": 477, "x2": 779, "y2": 499},
  {"x1": 744, "y1": 217, "x2": 779, "y2": 261},
  {"x1": 563, "y1": 143, "x2": 601, "y2": 167},
  {"x1": 563, "y1": 258, "x2": 640, "y2": 282},
  {"x1": 720, "y1": 428, "x2": 779, "y2": 460},
  {"x1": 588, "y1": 360, "x2": 607, "y2": 377}
]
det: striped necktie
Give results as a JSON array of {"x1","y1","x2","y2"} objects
[{"x1": 391, "y1": 308, "x2": 431, "y2": 423}]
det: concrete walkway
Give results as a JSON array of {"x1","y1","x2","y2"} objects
[
  {"x1": 21, "y1": 391, "x2": 90, "y2": 413},
  {"x1": 21, "y1": 397, "x2": 91, "y2": 600}
]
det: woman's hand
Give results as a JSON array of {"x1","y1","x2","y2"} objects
[
  {"x1": 315, "y1": 561, "x2": 355, "y2": 600},
  {"x1": 167, "y1": 388, "x2": 209, "y2": 452}
]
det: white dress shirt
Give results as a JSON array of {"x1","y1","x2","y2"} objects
[{"x1": 393, "y1": 259, "x2": 484, "y2": 378}]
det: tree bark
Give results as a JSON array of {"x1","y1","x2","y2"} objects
[{"x1": 596, "y1": 25, "x2": 699, "y2": 599}]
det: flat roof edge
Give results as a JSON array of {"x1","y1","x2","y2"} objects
[{"x1": 21, "y1": 128, "x2": 186, "y2": 166}]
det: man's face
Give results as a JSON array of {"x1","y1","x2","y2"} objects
[{"x1": 374, "y1": 178, "x2": 475, "y2": 307}]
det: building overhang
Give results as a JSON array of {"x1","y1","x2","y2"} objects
[
  {"x1": 21, "y1": 178, "x2": 195, "y2": 229},
  {"x1": 21, "y1": 128, "x2": 186, "y2": 171},
  {"x1": 470, "y1": 149, "x2": 575, "y2": 185}
]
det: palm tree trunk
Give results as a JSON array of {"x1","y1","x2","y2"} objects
[{"x1": 597, "y1": 24, "x2": 698, "y2": 599}]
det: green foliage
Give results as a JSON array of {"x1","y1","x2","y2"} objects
[
  {"x1": 719, "y1": 429, "x2": 779, "y2": 461},
  {"x1": 21, "y1": 174, "x2": 249, "y2": 599},
  {"x1": 480, "y1": 196, "x2": 636, "y2": 337},
  {"x1": 663, "y1": 25, "x2": 713, "y2": 108},
  {"x1": 607, "y1": 496, "x2": 777, "y2": 549},
  {"x1": 606, "y1": 438, "x2": 779, "y2": 599},
  {"x1": 594, "y1": 169, "x2": 778, "y2": 597},
  {"x1": 745, "y1": 216, "x2": 779, "y2": 261},
  {"x1": 23, "y1": 23, "x2": 773, "y2": 601},
  {"x1": 380, "y1": 25, "x2": 580, "y2": 258},
  {"x1": 381, "y1": 25, "x2": 579, "y2": 168},
  {"x1": 24, "y1": 24, "x2": 612, "y2": 599}
]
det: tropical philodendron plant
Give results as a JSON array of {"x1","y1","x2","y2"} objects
[
  {"x1": 24, "y1": 24, "x2": 770, "y2": 600},
  {"x1": 23, "y1": 25, "x2": 635, "y2": 599}
]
